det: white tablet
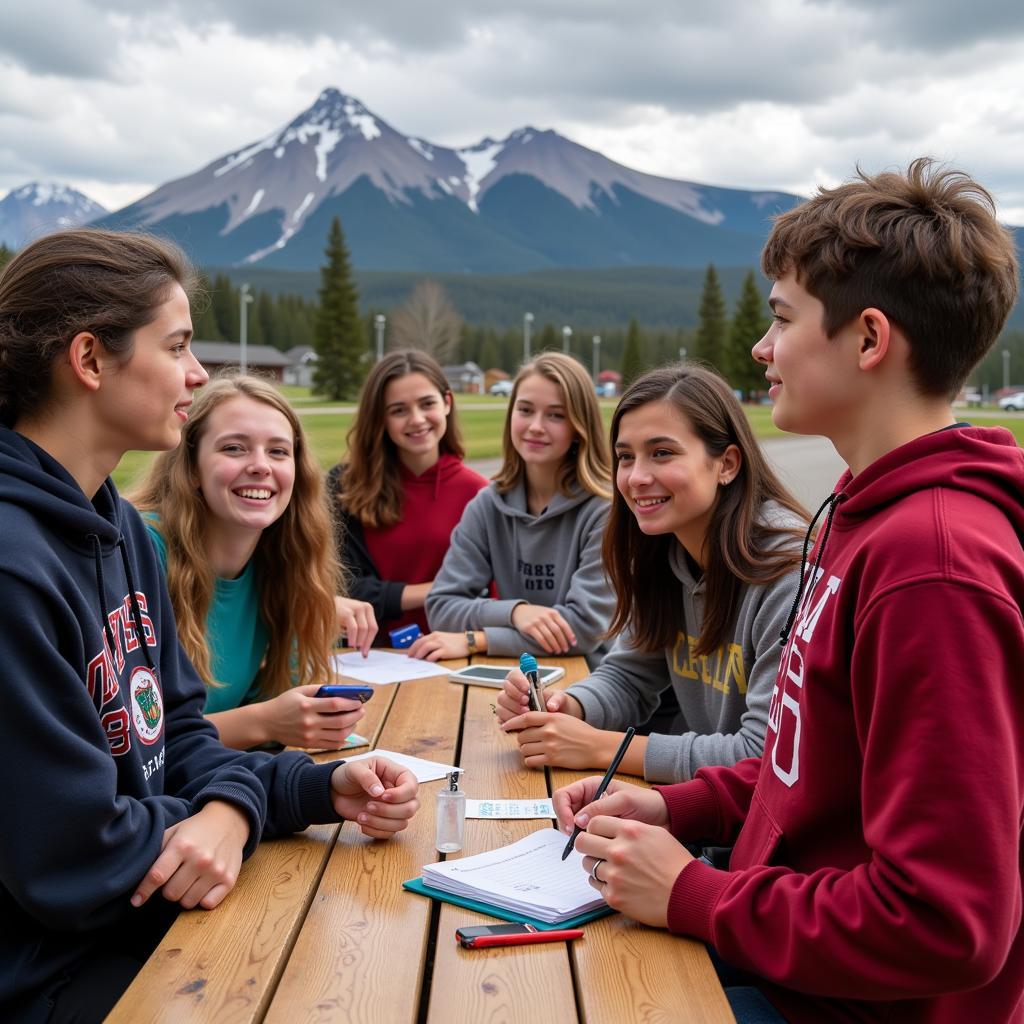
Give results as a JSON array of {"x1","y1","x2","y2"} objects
[{"x1": 448, "y1": 664, "x2": 565, "y2": 689}]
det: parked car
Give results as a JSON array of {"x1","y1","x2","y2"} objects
[
  {"x1": 998, "y1": 391, "x2": 1024, "y2": 411},
  {"x1": 489, "y1": 380, "x2": 513, "y2": 397}
]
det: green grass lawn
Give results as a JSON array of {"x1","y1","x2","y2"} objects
[{"x1": 109, "y1": 387, "x2": 1024, "y2": 491}]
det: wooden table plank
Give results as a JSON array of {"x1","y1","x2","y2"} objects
[
  {"x1": 106, "y1": 668, "x2": 406, "y2": 1024},
  {"x1": 106, "y1": 822, "x2": 340, "y2": 1024},
  {"x1": 469, "y1": 655, "x2": 734, "y2": 1023},
  {"x1": 548, "y1": 762, "x2": 735, "y2": 1024},
  {"x1": 264, "y1": 664, "x2": 466, "y2": 1024},
  {"x1": 426, "y1": 667, "x2": 579, "y2": 1024}
]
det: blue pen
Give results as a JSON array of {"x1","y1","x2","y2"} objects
[{"x1": 519, "y1": 652, "x2": 546, "y2": 713}]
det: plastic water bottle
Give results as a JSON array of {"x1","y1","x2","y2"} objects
[{"x1": 435, "y1": 771, "x2": 465, "y2": 853}]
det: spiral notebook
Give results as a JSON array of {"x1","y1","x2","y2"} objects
[{"x1": 404, "y1": 828, "x2": 612, "y2": 928}]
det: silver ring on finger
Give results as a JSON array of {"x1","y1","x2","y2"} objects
[{"x1": 590, "y1": 858, "x2": 606, "y2": 883}]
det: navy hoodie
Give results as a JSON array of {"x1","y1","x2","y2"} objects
[{"x1": 0, "y1": 427, "x2": 341, "y2": 1013}]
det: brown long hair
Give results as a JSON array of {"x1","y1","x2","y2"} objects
[
  {"x1": 603, "y1": 363, "x2": 808, "y2": 656},
  {"x1": 0, "y1": 228, "x2": 196, "y2": 428},
  {"x1": 492, "y1": 352, "x2": 612, "y2": 499},
  {"x1": 131, "y1": 373, "x2": 339, "y2": 696},
  {"x1": 339, "y1": 350, "x2": 465, "y2": 528}
]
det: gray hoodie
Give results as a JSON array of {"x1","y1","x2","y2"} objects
[
  {"x1": 567, "y1": 502, "x2": 803, "y2": 782},
  {"x1": 426, "y1": 479, "x2": 613, "y2": 667}
]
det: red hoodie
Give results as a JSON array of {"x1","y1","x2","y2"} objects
[
  {"x1": 363, "y1": 454, "x2": 487, "y2": 636},
  {"x1": 657, "y1": 426, "x2": 1024, "y2": 1023}
]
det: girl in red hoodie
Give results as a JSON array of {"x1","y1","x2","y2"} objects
[{"x1": 327, "y1": 350, "x2": 488, "y2": 641}]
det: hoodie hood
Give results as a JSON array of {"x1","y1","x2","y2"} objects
[
  {"x1": 779, "y1": 425, "x2": 1024, "y2": 646},
  {"x1": 399, "y1": 452, "x2": 473, "y2": 501},
  {"x1": 0, "y1": 427, "x2": 122, "y2": 551},
  {"x1": 833, "y1": 425, "x2": 1024, "y2": 539},
  {"x1": 488, "y1": 475, "x2": 597, "y2": 523}
]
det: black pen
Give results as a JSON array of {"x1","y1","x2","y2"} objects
[{"x1": 561, "y1": 726, "x2": 636, "y2": 860}]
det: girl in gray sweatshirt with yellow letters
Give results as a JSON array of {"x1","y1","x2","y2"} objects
[{"x1": 497, "y1": 364, "x2": 809, "y2": 783}]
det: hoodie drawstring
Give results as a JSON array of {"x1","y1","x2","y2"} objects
[
  {"x1": 87, "y1": 533, "x2": 156, "y2": 676},
  {"x1": 119, "y1": 538, "x2": 156, "y2": 671},
  {"x1": 779, "y1": 492, "x2": 845, "y2": 647}
]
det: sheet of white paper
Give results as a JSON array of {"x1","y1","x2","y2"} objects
[
  {"x1": 330, "y1": 650, "x2": 448, "y2": 685},
  {"x1": 421, "y1": 829, "x2": 604, "y2": 923},
  {"x1": 465, "y1": 798, "x2": 554, "y2": 819},
  {"x1": 341, "y1": 748, "x2": 463, "y2": 783}
]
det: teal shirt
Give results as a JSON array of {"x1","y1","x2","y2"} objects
[{"x1": 143, "y1": 518, "x2": 269, "y2": 714}]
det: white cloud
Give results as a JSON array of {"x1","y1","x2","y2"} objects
[{"x1": 0, "y1": 0, "x2": 1022, "y2": 222}]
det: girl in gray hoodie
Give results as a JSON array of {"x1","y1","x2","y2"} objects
[
  {"x1": 497, "y1": 364, "x2": 809, "y2": 783},
  {"x1": 410, "y1": 352, "x2": 615, "y2": 668}
]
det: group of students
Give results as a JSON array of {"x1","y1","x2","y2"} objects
[{"x1": 1, "y1": 155, "x2": 1022, "y2": 1024}]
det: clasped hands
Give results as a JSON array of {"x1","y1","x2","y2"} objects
[
  {"x1": 552, "y1": 775, "x2": 694, "y2": 928},
  {"x1": 131, "y1": 756, "x2": 418, "y2": 912}
]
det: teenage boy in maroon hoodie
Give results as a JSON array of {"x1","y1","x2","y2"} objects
[{"x1": 554, "y1": 158, "x2": 1023, "y2": 1024}]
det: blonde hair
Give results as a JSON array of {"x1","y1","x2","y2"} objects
[
  {"x1": 131, "y1": 373, "x2": 340, "y2": 696},
  {"x1": 492, "y1": 352, "x2": 612, "y2": 499}
]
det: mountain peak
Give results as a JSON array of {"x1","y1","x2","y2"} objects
[
  {"x1": 290, "y1": 87, "x2": 382, "y2": 141},
  {"x1": 0, "y1": 181, "x2": 107, "y2": 247}
]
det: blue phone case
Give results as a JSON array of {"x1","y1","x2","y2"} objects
[{"x1": 315, "y1": 685, "x2": 374, "y2": 701}]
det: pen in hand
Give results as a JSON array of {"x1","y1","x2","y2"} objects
[{"x1": 561, "y1": 726, "x2": 636, "y2": 860}]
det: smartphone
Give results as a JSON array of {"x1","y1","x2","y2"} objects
[
  {"x1": 456, "y1": 924, "x2": 535, "y2": 945},
  {"x1": 447, "y1": 664, "x2": 564, "y2": 689},
  {"x1": 315, "y1": 684, "x2": 374, "y2": 702}
]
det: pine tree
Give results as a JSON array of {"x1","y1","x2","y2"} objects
[
  {"x1": 694, "y1": 264, "x2": 728, "y2": 372},
  {"x1": 313, "y1": 217, "x2": 364, "y2": 400},
  {"x1": 0, "y1": 243, "x2": 12, "y2": 275},
  {"x1": 726, "y1": 270, "x2": 771, "y2": 395},
  {"x1": 210, "y1": 273, "x2": 239, "y2": 343},
  {"x1": 620, "y1": 318, "x2": 645, "y2": 387}
]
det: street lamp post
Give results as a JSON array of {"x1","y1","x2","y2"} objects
[
  {"x1": 523, "y1": 312, "x2": 534, "y2": 365},
  {"x1": 239, "y1": 283, "x2": 254, "y2": 373},
  {"x1": 592, "y1": 334, "x2": 601, "y2": 383},
  {"x1": 375, "y1": 314, "x2": 386, "y2": 361},
  {"x1": 679, "y1": 346, "x2": 687, "y2": 364},
  {"x1": 562, "y1": 325, "x2": 572, "y2": 355},
  {"x1": 1003, "y1": 349, "x2": 1010, "y2": 391}
]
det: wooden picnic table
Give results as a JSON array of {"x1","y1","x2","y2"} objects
[{"x1": 107, "y1": 654, "x2": 734, "y2": 1023}]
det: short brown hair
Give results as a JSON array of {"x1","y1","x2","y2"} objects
[
  {"x1": 762, "y1": 157, "x2": 1019, "y2": 398},
  {"x1": 0, "y1": 228, "x2": 197, "y2": 427}
]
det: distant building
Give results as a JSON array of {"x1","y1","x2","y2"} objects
[
  {"x1": 191, "y1": 341, "x2": 291, "y2": 382},
  {"x1": 442, "y1": 361, "x2": 485, "y2": 394},
  {"x1": 283, "y1": 346, "x2": 318, "y2": 388}
]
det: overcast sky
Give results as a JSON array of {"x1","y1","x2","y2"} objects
[{"x1": 2, "y1": 0, "x2": 1023, "y2": 221}]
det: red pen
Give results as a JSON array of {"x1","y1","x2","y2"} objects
[{"x1": 457, "y1": 925, "x2": 584, "y2": 949}]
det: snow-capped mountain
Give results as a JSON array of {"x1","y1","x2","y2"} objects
[
  {"x1": 0, "y1": 182, "x2": 107, "y2": 248},
  {"x1": 95, "y1": 88, "x2": 801, "y2": 271}
]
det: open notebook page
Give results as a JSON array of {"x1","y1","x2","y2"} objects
[{"x1": 421, "y1": 828, "x2": 606, "y2": 924}]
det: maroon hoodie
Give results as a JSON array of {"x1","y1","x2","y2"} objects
[
  {"x1": 333, "y1": 454, "x2": 487, "y2": 637},
  {"x1": 657, "y1": 426, "x2": 1024, "y2": 1023}
]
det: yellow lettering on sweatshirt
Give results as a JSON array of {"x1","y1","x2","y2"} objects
[{"x1": 671, "y1": 631, "x2": 747, "y2": 695}]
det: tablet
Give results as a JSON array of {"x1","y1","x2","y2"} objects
[{"x1": 448, "y1": 664, "x2": 565, "y2": 689}]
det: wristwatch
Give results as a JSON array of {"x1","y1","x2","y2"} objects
[{"x1": 466, "y1": 630, "x2": 477, "y2": 653}]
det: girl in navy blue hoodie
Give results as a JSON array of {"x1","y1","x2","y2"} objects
[{"x1": 0, "y1": 229, "x2": 420, "y2": 1024}]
